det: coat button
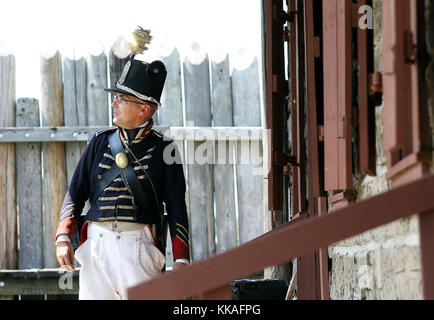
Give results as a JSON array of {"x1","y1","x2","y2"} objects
[
  {"x1": 97, "y1": 174, "x2": 102, "y2": 180},
  {"x1": 116, "y1": 235, "x2": 121, "y2": 240}
]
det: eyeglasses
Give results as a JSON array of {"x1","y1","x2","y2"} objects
[{"x1": 112, "y1": 95, "x2": 146, "y2": 105}]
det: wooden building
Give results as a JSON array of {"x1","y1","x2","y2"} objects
[{"x1": 128, "y1": 0, "x2": 434, "y2": 300}]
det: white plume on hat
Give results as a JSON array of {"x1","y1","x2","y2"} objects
[{"x1": 128, "y1": 26, "x2": 152, "y2": 58}]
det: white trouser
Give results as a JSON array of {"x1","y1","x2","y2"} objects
[{"x1": 74, "y1": 222, "x2": 166, "y2": 300}]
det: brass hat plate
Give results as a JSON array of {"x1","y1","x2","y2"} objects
[{"x1": 115, "y1": 152, "x2": 128, "y2": 169}]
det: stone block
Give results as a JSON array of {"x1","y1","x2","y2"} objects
[{"x1": 329, "y1": 245, "x2": 422, "y2": 299}]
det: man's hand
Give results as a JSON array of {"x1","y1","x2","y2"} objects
[
  {"x1": 56, "y1": 241, "x2": 75, "y2": 272},
  {"x1": 171, "y1": 262, "x2": 188, "y2": 272}
]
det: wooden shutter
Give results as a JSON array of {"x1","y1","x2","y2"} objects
[
  {"x1": 382, "y1": 0, "x2": 431, "y2": 186},
  {"x1": 382, "y1": 0, "x2": 434, "y2": 299},
  {"x1": 323, "y1": 0, "x2": 353, "y2": 191}
]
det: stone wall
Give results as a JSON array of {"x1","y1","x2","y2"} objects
[
  {"x1": 328, "y1": 0, "x2": 434, "y2": 300},
  {"x1": 329, "y1": 109, "x2": 423, "y2": 299}
]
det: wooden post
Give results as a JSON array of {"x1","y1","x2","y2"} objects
[
  {"x1": 0, "y1": 269, "x2": 79, "y2": 296},
  {"x1": 158, "y1": 48, "x2": 183, "y2": 127},
  {"x1": 63, "y1": 55, "x2": 89, "y2": 250},
  {"x1": 211, "y1": 54, "x2": 237, "y2": 253},
  {"x1": 157, "y1": 48, "x2": 184, "y2": 268},
  {"x1": 40, "y1": 51, "x2": 67, "y2": 268},
  {"x1": 0, "y1": 54, "x2": 17, "y2": 269},
  {"x1": 232, "y1": 57, "x2": 263, "y2": 244},
  {"x1": 16, "y1": 98, "x2": 43, "y2": 269},
  {"x1": 63, "y1": 56, "x2": 88, "y2": 184},
  {"x1": 87, "y1": 53, "x2": 109, "y2": 126},
  {"x1": 109, "y1": 38, "x2": 129, "y2": 124},
  {"x1": 232, "y1": 58, "x2": 262, "y2": 127},
  {"x1": 184, "y1": 44, "x2": 215, "y2": 261}
]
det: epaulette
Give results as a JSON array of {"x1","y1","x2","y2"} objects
[{"x1": 96, "y1": 127, "x2": 117, "y2": 136}]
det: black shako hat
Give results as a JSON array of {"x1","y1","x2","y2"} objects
[{"x1": 104, "y1": 59, "x2": 167, "y2": 107}]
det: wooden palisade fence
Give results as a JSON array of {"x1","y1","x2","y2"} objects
[{"x1": 0, "y1": 42, "x2": 265, "y2": 297}]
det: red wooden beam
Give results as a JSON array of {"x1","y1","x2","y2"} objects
[
  {"x1": 195, "y1": 283, "x2": 232, "y2": 300},
  {"x1": 317, "y1": 197, "x2": 329, "y2": 300},
  {"x1": 305, "y1": 0, "x2": 321, "y2": 199},
  {"x1": 127, "y1": 173, "x2": 434, "y2": 300},
  {"x1": 304, "y1": 0, "x2": 327, "y2": 300}
]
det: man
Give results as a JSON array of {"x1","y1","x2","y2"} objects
[{"x1": 55, "y1": 58, "x2": 190, "y2": 300}]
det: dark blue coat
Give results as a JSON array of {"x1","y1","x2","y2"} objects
[{"x1": 56, "y1": 127, "x2": 190, "y2": 261}]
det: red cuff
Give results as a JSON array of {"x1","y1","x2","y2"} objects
[
  {"x1": 55, "y1": 217, "x2": 76, "y2": 240},
  {"x1": 172, "y1": 236, "x2": 190, "y2": 261},
  {"x1": 80, "y1": 221, "x2": 90, "y2": 245}
]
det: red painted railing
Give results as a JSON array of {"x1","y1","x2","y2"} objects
[{"x1": 127, "y1": 173, "x2": 434, "y2": 299}]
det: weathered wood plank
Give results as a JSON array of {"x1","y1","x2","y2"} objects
[
  {"x1": 65, "y1": 142, "x2": 88, "y2": 191},
  {"x1": 184, "y1": 46, "x2": 212, "y2": 127},
  {"x1": 232, "y1": 57, "x2": 264, "y2": 244},
  {"x1": 63, "y1": 57, "x2": 88, "y2": 127},
  {"x1": 63, "y1": 57, "x2": 88, "y2": 185},
  {"x1": 232, "y1": 58, "x2": 262, "y2": 127},
  {"x1": 184, "y1": 46, "x2": 215, "y2": 261},
  {"x1": 0, "y1": 54, "x2": 17, "y2": 269},
  {"x1": 16, "y1": 98, "x2": 43, "y2": 269},
  {"x1": 109, "y1": 40, "x2": 129, "y2": 124},
  {"x1": 0, "y1": 55, "x2": 16, "y2": 127},
  {"x1": 212, "y1": 55, "x2": 233, "y2": 125},
  {"x1": 63, "y1": 56, "x2": 89, "y2": 250},
  {"x1": 0, "y1": 126, "x2": 262, "y2": 142},
  {"x1": 40, "y1": 51, "x2": 67, "y2": 268},
  {"x1": 158, "y1": 48, "x2": 183, "y2": 126},
  {"x1": 0, "y1": 268, "x2": 79, "y2": 295},
  {"x1": 236, "y1": 141, "x2": 264, "y2": 244},
  {"x1": 211, "y1": 55, "x2": 237, "y2": 253},
  {"x1": 0, "y1": 126, "x2": 106, "y2": 142},
  {"x1": 87, "y1": 53, "x2": 109, "y2": 126}
]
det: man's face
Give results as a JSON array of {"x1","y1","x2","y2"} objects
[{"x1": 112, "y1": 93, "x2": 148, "y2": 129}]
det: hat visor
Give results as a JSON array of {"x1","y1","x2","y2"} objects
[
  {"x1": 104, "y1": 87, "x2": 135, "y2": 97},
  {"x1": 104, "y1": 87, "x2": 159, "y2": 106}
]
